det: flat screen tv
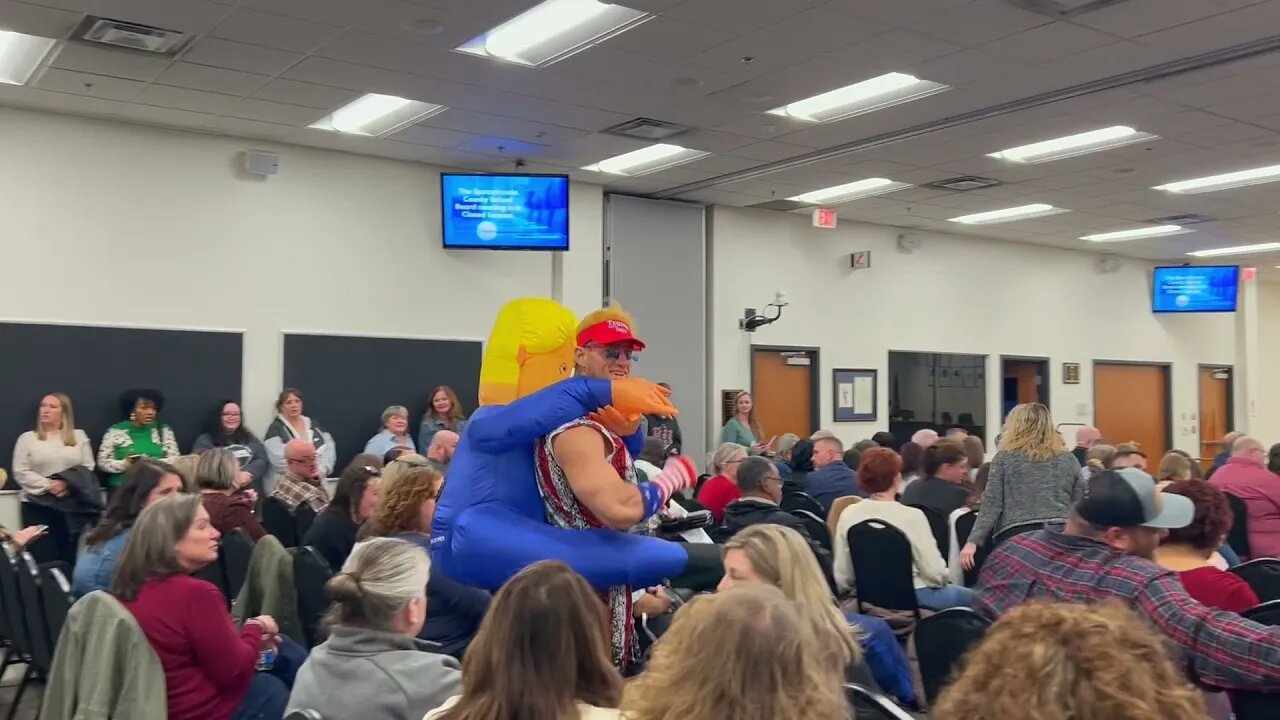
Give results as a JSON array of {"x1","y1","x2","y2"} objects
[
  {"x1": 440, "y1": 173, "x2": 569, "y2": 250},
  {"x1": 1152, "y1": 265, "x2": 1240, "y2": 313}
]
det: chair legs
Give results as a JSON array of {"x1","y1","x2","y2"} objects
[{"x1": 4, "y1": 665, "x2": 35, "y2": 720}]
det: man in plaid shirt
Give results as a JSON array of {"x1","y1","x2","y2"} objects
[
  {"x1": 977, "y1": 468, "x2": 1280, "y2": 690},
  {"x1": 270, "y1": 439, "x2": 330, "y2": 514}
]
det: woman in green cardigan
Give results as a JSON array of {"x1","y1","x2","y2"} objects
[
  {"x1": 98, "y1": 388, "x2": 181, "y2": 487},
  {"x1": 721, "y1": 391, "x2": 772, "y2": 454}
]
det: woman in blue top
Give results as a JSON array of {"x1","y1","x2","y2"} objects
[
  {"x1": 418, "y1": 386, "x2": 469, "y2": 451},
  {"x1": 72, "y1": 458, "x2": 186, "y2": 597}
]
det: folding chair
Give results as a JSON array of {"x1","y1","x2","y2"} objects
[
  {"x1": 844, "y1": 683, "x2": 914, "y2": 720},
  {"x1": 847, "y1": 520, "x2": 920, "y2": 618},
  {"x1": 1231, "y1": 598, "x2": 1280, "y2": 720},
  {"x1": 295, "y1": 503, "x2": 317, "y2": 541},
  {"x1": 38, "y1": 564, "x2": 73, "y2": 653},
  {"x1": 263, "y1": 497, "x2": 298, "y2": 547},
  {"x1": 292, "y1": 547, "x2": 333, "y2": 648},
  {"x1": 914, "y1": 607, "x2": 991, "y2": 706},
  {"x1": 1224, "y1": 492, "x2": 1251, "y2": 558},
  {"x1": 779, "y1": 491, "x2": 824, "y2": 516},
  {"x1": 907, "y1": 504, "x2": 949, "y2": 559},
  {"x1": 221, "y1": 528, "x2": 255, "y2": 600},
  {"x1": 1231, "y1": 558, "x2": 1280, "y2": 603},
  {"x1": 0, "y1": 554, "x2": 35, "y2": 720},
  {"x1": 791, "y1": 509, "x2": 832, "y2": 550}
]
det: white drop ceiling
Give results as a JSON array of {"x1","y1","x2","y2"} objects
[{"x1": 3, "y1": 0, "x2": 1280, "y2": 265}]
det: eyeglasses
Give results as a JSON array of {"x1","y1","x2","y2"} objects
[
  {"x1": 221, "y1": 411, "x2": 242, "y2": 417},
  {"x1": 587, "y1": 344, "x2": 641, "y2": 362},
  {"x1": 287, "y1": 455, "x2": 317, "y2": 464}
]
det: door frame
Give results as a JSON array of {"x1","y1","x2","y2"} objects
[
  {"x1": 750, "y1": 344, "x2": 821, "y2": 434},
  {"x1": 999, "y1": 354, "x2": 1051, "y2": 412},
  {"x1": 1092, "y1": 360, "x2": 1173, "y2": 453},
  {"x1": 1196, "y1": 364, "x2": 1235, "y2": 434}
]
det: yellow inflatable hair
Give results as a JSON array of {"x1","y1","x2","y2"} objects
[{"x1": 479, "y1": 298, "x2": 578, "y2": 406}]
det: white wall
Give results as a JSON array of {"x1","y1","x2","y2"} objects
[
  {"x1": 708, "y1": 205, "x2": 1240, "y2": 453},
  {"x1": 1255, "y1": 282, "x2": 1280, "y2": 444},
  {"x1": 0, "y1": 106, "x2": 603, "y2": 433}
]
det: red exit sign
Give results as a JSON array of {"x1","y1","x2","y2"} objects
[
  {"x1": 1244, "y1": 267, "x2": 1257, "y2": 281},
  {"x1": 812, "y1": 207, "x2": 837, "y2": 228}
]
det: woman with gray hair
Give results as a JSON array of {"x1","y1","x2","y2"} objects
[
  {"x1": 113, "y1": 494, "x2": 298, "y2": 720},
  {"x1": 197, "y1": 448, "x2": 265, "y2": 541},
  {"x1": 364, "y1": 405, "x2": 416, "y2": 458},
  {"x1": 696, "y1": 442, "x2": 748, "y2": 523},
  {"x1": 287, "y1": 538, "x2": 461, "y2": 719}
]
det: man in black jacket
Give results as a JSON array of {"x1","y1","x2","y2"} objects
[{"x1": 721, "y1": 457, "x2": 836, "y2": 590}]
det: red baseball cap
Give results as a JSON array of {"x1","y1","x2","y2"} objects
[{"x1": 577, "y1": 319, "x2": 646, "y2": 350}]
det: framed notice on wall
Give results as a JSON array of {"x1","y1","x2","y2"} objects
[
  {"x1": 1063, "y1": 362, "x2": 1082, "y2": 384},
  {"x1": 833, "y1": 368, "x2": 877, "y2": 422}
]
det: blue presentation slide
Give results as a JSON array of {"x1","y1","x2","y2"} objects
[
  {"x1": 441, "y1": 174, "x2": 569, "y2": 250},
  {"x1": 1152, "y1": 266, "x2": 1239, "y2": 313}
]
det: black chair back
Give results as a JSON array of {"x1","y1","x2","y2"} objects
[
  {"x1": 295, "y1": 502, "x2": 317, "y2": 540},
  {"x1": 16, "y1": 554, "x2": 53, "y2": 675},
  {"x1": 0, "y1": 553, "x2": 30, "y2": 657},
  {"x1": 791, "y1": 509, "x2": 832, "y2": 550},
  {"x1": 954, "y1": 510, "x2": 986, "y2": 587},
  {"x1": 221, "y1": 528, "x2": 255, "y2": 600},
  {"x1": 292, "y1": 546, "x2": 332, "y2": 648},
  {"x1": 915, "y1": 607, "x2": 991, "y2": 706},
  {"x1": 992, "y1": 521, "x2": 1044, "y2": 547},
  {"x1": 846, "y1": 520, "x2": 919, "y2": 616},
  {"x1": 908, "y1": 504, "x2": 949, "y2": 559},
  {"x1": 193, "y1": 552, "x2": 231, "y2": 606},
  {"x1": 779, "y1": 491, "x2": 824, "y2": 516},
  {"x1": 1224, "y1": 493, "x2": 1252, "y2": 558},
  {"x1": 263, "y1": 497, "x2": 298, "y2": 547},
  {"x1": 844, "y1": 683, "x2": 914, "y2": 720},
  {"x1": 1232, "y1": 599, "x2": 1280, "y2": 720},
  {"x1": 38, "y1": 564, "x2": 73, "y2": 651},
  {"x1": 1230, "y1": 558, "x2": 1280, "y2": 603}
]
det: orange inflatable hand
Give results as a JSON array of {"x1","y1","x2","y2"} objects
[
  {"x1": 610, "y1": 378, "x2": 677, "y2": 418},
  {"x1": 589, "y1": 406, "x2": 641, "y2": 437}
]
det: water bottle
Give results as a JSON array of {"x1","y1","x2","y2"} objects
[{"x1": 256, "y1": 648, "x2": 276, "y2": 672}]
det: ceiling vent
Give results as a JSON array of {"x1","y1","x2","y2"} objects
[
  {"x1": 748, "y1": 199, "x2": 810, "y2": 212},
  {"x1": 72, "y1": 16, "x2": 188, "y2": 55},
  {"x1": 603, "y1": 118, "x2": 691, "y2": 141},
  {"x1": 1150, "y1": 213, "x2": 1215, "y2": 225},
  {"x1": 927, "y1": 175, "x2": 1002, "y2": 191},
  {"x1": 1004, "y1": 0, "x2": 1132, "y2": 18}
]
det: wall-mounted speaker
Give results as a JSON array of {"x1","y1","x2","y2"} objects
[
  {"x1": 243, "y1": 150, "x2": 279, "y2": 176},
  {"x1": 1096, "y1": 256, "x2": 1123, "y2": 274},
  {"x1": 897, "y1": 233, "x2": 923, "y2": 253}
]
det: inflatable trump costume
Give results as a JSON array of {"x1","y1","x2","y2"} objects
[{"x1": 431, "y1": 298, "x2": 700, "y2": 609}]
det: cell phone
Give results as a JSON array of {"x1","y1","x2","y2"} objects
[{"x1": 127, "y1": 454, "x2": 143, "y2": 461}]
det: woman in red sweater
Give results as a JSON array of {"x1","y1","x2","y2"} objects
[
  {"x1": 697, "y1": 443, "x2": 748, "y2": 523},
  {"x1": 112, "y1": 494, "x2": 292, "y2": 720},
  {"x1": 1154, "y1": 480, "x2": 1259, "y2": 613}
]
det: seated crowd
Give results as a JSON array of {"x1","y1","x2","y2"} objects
[{"x1": 13, "y1": 380, "x2": 1280, "y2": 720}]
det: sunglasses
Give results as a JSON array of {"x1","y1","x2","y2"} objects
[{"x1": 587, "y1": 345, "x2": 641, "y2": 362}]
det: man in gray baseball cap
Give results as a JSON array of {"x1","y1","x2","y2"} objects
[{"x1": 973, "y1": 468, "x2": 1280, "y2": 692}]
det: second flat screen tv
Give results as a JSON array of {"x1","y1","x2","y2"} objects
[
  {"x1": 1152, "y1": 265, "x2": 1240, "y2": 313},
  {"x1": 441, "y1": 173, "x2": 569, "y2": 250}
]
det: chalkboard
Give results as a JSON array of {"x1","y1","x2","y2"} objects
[
  {"x1": 281, "y1": 334, "x2": 482, "y2": 471},
  {"x1": 0, "y1": 322, "x2": 243, "y2": 478}
]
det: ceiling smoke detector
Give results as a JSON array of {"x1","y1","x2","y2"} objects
[
  {"x1": 927, "y1": 175, "x2": 1002, "y2": 191},
  {"x1": 602, "y1": 118, "x2": 691, "y2": 141},
  {"x1": 73, "y1": 16, "x2": 187, "y2": 55}
]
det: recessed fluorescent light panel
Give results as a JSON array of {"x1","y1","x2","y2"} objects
[
  {"x1": 309, "y1": 93, "x2": 446, "y2": 137},
  {"x1": 1187, "y1": 242, "x2": 1280, "y2": 258},
  {"x1": 788, "y1": 178, "x2": 911, "y2": 205},
  {"x1": 1154, "y1": 163, "x2": 1280, "y2": 194},
  {"x1": 989, "y1": 125, "x2": 1157, "y2": 164},
  {"x1": 767, "y1": 72, "x2": 949, "y2": 123},
  {"x1": 948, "y1": 203, "x2": 1068, "y2": 225},
  {"x1": 583, "y1": 144, "x2": 709, "y2": 176},
  {"x1": 457, "y1": 0, "x2": 650, "y2": 67},
  {"x1": 1080, "y1": 225, "x2": 1188, "y2": 243},
  {"x1": 0, "y1": 30, "x2": 57, "y2": 86}
]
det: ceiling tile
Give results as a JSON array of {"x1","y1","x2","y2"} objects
[
  {"x1": 977, "y1": 21, "x2": 1117, "y2": 64},
  {"x1": 418, "y1": 108, "x2": 586, "y2": 145},
  {"x1": 282, "y1": 55, "x2": 409, "y2": 92},
  {"x1": 155, "y1": 62, "x2": 269, "y2": 96},
  {"x1": 824, "y1": 0, "x2": 978, "y2": 25},
  {"x1": 663, "y1": 0, "x2": 825, "y2": 35},
  {"x1": 734, "y1": 5, "x2": 891, "y2": 55},
  {"x1": 135, "y1": 84, "x2": 242, "y2": 114},
  {"x1": 230, "y1": 98, "x2": 320, "y2": 125},
  {"x1": 1135, "y1": 2, "x2": 1280, "y2": 57},
  {"x1": 908, "y1": 0, "x2": 1053, "y2": 46},
  {"x1": 209, "y1": 8, "x2": 343, "y2": 53},
  {"x1": 729, "y1": 140, "x2": 812, "y2": 162},
  {"x1": 90, "y1": 0, "x2": 234, "y2": 34},
  {"x1": 51, "y1": 43, "x2": 171, "y2": 82},
  {"x1": 251, "y1": 78, "x2": 357, "y2": 109},
  {"x1": 602, "y1": 16, "x2": 737, "y2": 61},
  {"x1": 182, "y1": 37, "x2": 304, "y2": 76},
  {"x1": 821, "y1": 29, "x2": 966, "y2": 74},
  {"x1": 238, "y1": 0, "x2": 366, "y2": 26},
  {"x1": 32, "y1": 68, "x2": 146, "y2": 101},
  {"x1": 453, "y1": 136, "x2": 553, "y2": 159},
  {"x1": 385, "y1": 122, "x2": 477, "y2": 147},
  {"x1": 0, "y1": 1, "x2": 80, "y2": 38},
  {"x1": 1071, "y1": 0, "x2": 1228, "y2": 37}
]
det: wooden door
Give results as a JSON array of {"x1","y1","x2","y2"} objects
[
  {"x1": 1005, "y1": 361, "x2": 1040, "y2": 404},
  {"x1": 1199, "y1": 367, "x2": 1231, "y2": 470},
  {"x1": 751, "y1": 349, "x2": 814, "y2": 441},
  {"x1": 1094, "y1": 364, "x2": 1169, "y2": 461}
]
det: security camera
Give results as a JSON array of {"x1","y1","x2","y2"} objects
[{"x1": 774, "y1": 290, "x2": 789, "y2": 307}]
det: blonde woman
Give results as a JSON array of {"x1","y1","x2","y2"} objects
[
  {"x1": 12, "y1": 392, "x2": 96, "y2": 564},
  {"x1": 932, "y1": 602, "x2": 1208, "y2": 720},
  {"x1": 721, "y1": 391, "x2": 772, "y2": 454},
  {"x1": 959, "y1": 404, "x2": 1083, "y2": 571},
  {"x1": 1083, "y1": 443, "x2": 1117, "y2": 479},
  {"x1": 621, "y1": 584, "x2": 847, "y2": 720},
  {"x1": 1158, "y1": 451, "x2": 1194, "y2": 483},
  {"x1": 720, "y1": 524, "x2": 916, "y2": 707}
]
